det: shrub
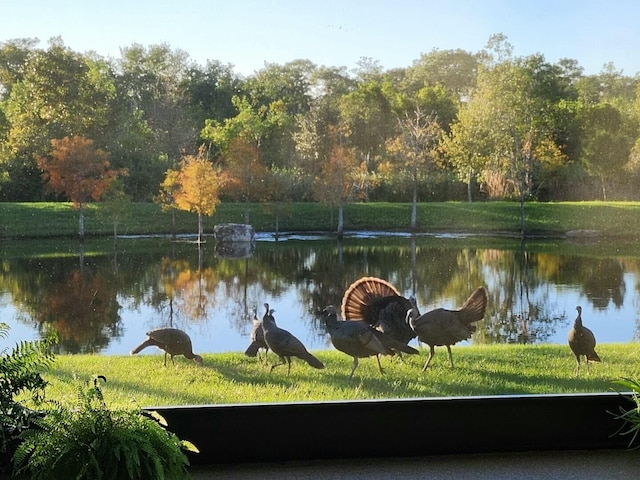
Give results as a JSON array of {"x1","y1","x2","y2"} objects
[
  {"x1": 0, "y1": 323, "x2": 55, "y2": 473},
  {"x1": 13, "y1": 375, "x2": 198, "y2": 479}
]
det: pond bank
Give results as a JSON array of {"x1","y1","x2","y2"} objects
[{"x1": 3, "y1": 201, "x2": 640, "y2": 239}]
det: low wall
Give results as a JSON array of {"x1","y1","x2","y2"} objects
[{"x1": 148, "y1": 392, "x2": 633, "y2": 466}]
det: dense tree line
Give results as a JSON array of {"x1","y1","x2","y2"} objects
[{"x1": 1, "y1": 34, "x2": 639, "y2": 204}]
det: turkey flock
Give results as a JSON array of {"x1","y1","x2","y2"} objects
[{"x1": 131, "y1": 275, "x2": 601, "y2": 378}]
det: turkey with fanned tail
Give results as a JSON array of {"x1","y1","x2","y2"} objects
[{"x1": 340, "y1": 276, "x2": 420, "y2": 354}]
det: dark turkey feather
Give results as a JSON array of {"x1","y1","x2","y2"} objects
[{"x1": 409, "y1": 286, "x2": 488, "y2": 371}]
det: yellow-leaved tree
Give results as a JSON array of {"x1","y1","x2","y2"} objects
[{"x1": 160, "y1": 148, "x2": 225, "y2": 243}]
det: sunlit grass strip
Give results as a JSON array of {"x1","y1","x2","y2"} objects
[
  {"x1": 34, "y1": 343, "x2": 640, "y2": 409},
  {"x1": 3, "y1": 201, "x2": 640, "y2": 239}
]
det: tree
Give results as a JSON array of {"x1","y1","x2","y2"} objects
[
  {"x1": 117, "y1": 43, "x2": 196, "y2": 160},
  {"x1": 312, "y1": 130, "x2": 363, "y2": 238},
  {"x1": 218, "y1": 136, "x2": 269, "y2": 222},
  {"x1": 292, "y1": 67, "x2": 355, "y2": 201},
  {"x1": 579, "y1": 103, "x2": 634, "y2": 199},
  {"x1": 0, "y1": 38, "x2": 38, "y2": 100},
  {"x1": 38, "y1": 136, "x2": 125, "y2": 238},
  {"x1": 160, "y1": 148, "x2": 224, "y2": 243},
  {"x1": 387, "y1": 107, "x2": 444, "y2": 229},
  {"x1": 98, "y1": 178, "x2": 131, "y2": 240},
  {"x1": 1, "y1": 38, "x2": 118, "y2": 200},
  {"x1": 448, "y1": 40, "x2": 570, "y2": 202},
  {"x1": 403, "y1": 48, "x2": 479, "y2": 102},
  {"x1": 154, "y1": 167, "x2": 181, "y2": 238},
  {"x1": 338, "y1": 78, "x2": 394, "y2": 201},
  {"x1": 444, "y1": 95, "x2": 494, "y2": 201}
]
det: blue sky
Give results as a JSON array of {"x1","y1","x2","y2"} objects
[{"x1": 3, "y1": 0, "x2": 640, "y2": 77}]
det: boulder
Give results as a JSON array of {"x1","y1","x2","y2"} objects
[{"x1": 213, "y1": 223, "x2": 255, "y2": 243}]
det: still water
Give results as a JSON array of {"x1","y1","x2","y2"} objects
[{"x1": 1, "y1": 232, "x2": 639, "y2": 357}]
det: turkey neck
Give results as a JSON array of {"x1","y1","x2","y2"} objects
[
  {"x1": 262, "y1": 314, "x2": 277, "y2": 332},
  {"x1": 574, "y1": 314, "x2": 583, "y2": 328},
  {"x1": 323, "y1": 311, "x2": 339, "y2": 330}
]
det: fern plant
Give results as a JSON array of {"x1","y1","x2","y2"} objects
[
  {"x1": 13, "y1": 375, "x2": 199, "y2": 479},
  {"x1": 0, "y1": 323, "x2": 55, "y2": 473},
  {"x1": 612, "y1": 377, "x2": 640, "y2": 448}
]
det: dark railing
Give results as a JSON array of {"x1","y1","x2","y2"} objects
[{"x1": 149, "y1": 392, "x2": 633, "y2": 466}]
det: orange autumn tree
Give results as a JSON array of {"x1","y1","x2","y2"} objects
[
  {"x1": 160, "y1": 148, "x2": 226, "y2": 243},
  {"x1": 312, "y1": 141, "x2": 363, "y2": 238},
  {"x1": 220, "y1": 136, "x2": 269, "y2": 222},
  {"x1": 38, "y1": 136, "x2": 126, "y2": 238}
]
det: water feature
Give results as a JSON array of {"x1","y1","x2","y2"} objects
[{"x1": 1, "y1": 233, "x2": 639, "y2": 357}]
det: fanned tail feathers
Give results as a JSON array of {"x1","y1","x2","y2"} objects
[{"x1": 341, "y1": 276, "x2": 401, "y2": 320}]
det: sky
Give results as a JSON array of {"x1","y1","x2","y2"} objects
[{"x1": 3, "y1": 0, "x2": 640, "y2": 77}]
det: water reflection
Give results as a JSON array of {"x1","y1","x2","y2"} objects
[{"x1": 1, "y1": 234, "x2": 639, "y2": 356}]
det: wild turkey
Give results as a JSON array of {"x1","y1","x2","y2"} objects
[
  {"x1": 261, "y1": 303, "x2": 325, "y2": 374},
  {"x1": 408, "y1": 286, "x2": 488, "y2": 371},
  {"x1": 130, "y1": 328, "x2": 203, "y2": 366},
  {"x1": 244, "y1": 308, "x2": 269, "y2": 362},
  {"x1": 341, "y1": 276, "x2": 420, "y2": 353},
  {"x1": 568, "y1": 305, "x2": 601, "y2": 375},
  {"x1": 322, "y1": 305, "x2": 412, "y2": 378}
]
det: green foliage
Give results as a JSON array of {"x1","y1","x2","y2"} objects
[
  {"x1": 3, "y1": 37, "x2": 640, "y2": 203},
  {"x1": 0, "y1": 323, "x2": 55, "y2": 467},
  {"x1": 13, "y1": 375, "x2": 198, "y2": 480},
  {"x1": 612, "y1": 377, "x2": 640, "y2": 448}
]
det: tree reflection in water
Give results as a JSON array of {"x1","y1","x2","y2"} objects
[{"x1": 0, "y1": 234, "x2": 639, "y2": 355}]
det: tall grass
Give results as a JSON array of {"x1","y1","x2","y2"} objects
[{"x1": 36, "y1": 343, "x2": 640, "y2": 409}]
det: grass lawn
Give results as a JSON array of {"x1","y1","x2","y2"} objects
[
  {"x1": 36, "y1": 343, "x2": 640, "y2": 409},
  {"x1": 3, "y1": 200, "x2": 640, "y2": 239}
]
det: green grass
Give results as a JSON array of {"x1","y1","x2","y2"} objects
[
  {"x1": 35, "y1": 343, "x2": 640, "y2": 409},
  {"x1": 3, "y1": 201, "x2": 640, "y2": 239}
]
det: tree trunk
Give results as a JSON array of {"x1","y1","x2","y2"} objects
[
  {"x1": 198, "y1": 213, "x2": 203, "y2": 243},
  {"x1": 171, "y1": 209, "x2": 176, "y2": 240},
  {"x1": 337, "y1": 203, "x2": 344, "y2": 239},
  {"x1": 601, "y1": 175, "x2": 607, "y2": 201},
  {"x1": 520, "y1": 192, "x2": 525, "y2": 238},
  {"x1": 78, "y1": 205, "x2": 85, "y2": 239},
  {"x1": 520, "y1": 165, "x2": 526, "y2": 238},
  {"x1": 364, "y1": 151, "x2": 370, "y2": 202},
  {"x1": 467, "y1": 170, "x2": 473, "y2": 203},
  {"x1": 410, "y1": 182, "x2": 417, "y2": 230}
]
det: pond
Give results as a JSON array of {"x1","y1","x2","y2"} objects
[{"x1": 1, "y1": 232, "x2": 639, "y2": 357}]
